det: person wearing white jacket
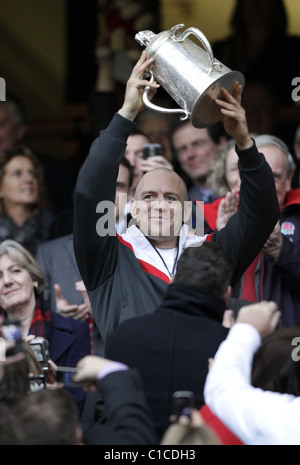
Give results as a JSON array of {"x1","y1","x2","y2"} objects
[{"x1": 204, "y1": 300, "x2": 300, "y2": 445}]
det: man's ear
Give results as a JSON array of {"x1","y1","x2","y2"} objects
[
  {"x1": 130, "y1": 199, "x2": 138, "y2": 219},
  {"x1": 223, "y1": 285, "x2": 232, "y2": 306}
]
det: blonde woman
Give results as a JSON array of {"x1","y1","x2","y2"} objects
[{"x1": 0, "y1": 240, "x2": 90, "y2": 412}]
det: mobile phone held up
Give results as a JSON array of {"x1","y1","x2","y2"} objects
[
  {"x1": 56, "y1": 367, "x2": 80, "y2": 388},
  {"x1": 172, "y1": 390, "x2": 195, "y2": 419},
  {"x1": 142, "y1": 143, "x2": 163, "y2": 159},
  {"x1": 56, "y1": 367, "x2": 91, "y2": 388}
]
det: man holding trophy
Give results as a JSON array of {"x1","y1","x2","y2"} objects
[{"x1": 73, "y1": 49, "x2": 279, "y2": 354}]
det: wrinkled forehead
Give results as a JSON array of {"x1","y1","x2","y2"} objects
[
  {"x1": 135, "y1": 168, "x2": 187, "y2": 200},
  {"x1": 0, "y1": 253, "x2": 21, "y2": 272},
  {"x1": 259, "y1": 145, "x2": 287, "y2": 172}
]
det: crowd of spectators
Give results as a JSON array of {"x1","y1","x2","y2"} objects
[{"x1": 0, "y1": 0, "x2": 300, "y2": 446}]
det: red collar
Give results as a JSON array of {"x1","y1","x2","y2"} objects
[{"x1": 282, "y1": 189, "x2": 300, "y2": 209}]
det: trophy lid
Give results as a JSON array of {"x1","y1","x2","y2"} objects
[{"x1": 135, "y1": 30, "x2": 156, "y2": 47}]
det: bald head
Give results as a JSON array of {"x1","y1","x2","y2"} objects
[
  {"x1": 130, "y1": 168, "x2": 191, "y2": 248},
  {"x1": 134, "y1": 168, "x2": 188, "y2": 203}
]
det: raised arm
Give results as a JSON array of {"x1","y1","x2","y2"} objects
[
  {"x1": 73, "y1": 52, "x2": 159, "y2": 291},
  {"x1": 210, "y1": 84, "x2": 280, "y2": 285}
]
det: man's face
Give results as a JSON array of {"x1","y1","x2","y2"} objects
[
  {"x1": 0, "y1": 103, "x2": 24, "y2": 153},
  {"x1": 115, "y1": 164, "x2": 130, "y2": 223},
  {"x1": 124, "y1": 134, "x2": 149, "y2": 192},
  {"x1": 261, "y1": 145, "x2": 292, "y2": 208},
  {"x1": 172, "y1": 122, "x2": 217, "y2": 183},
  {"x1": 130, "y1": 168, "x2": 191, "y2": 248}
]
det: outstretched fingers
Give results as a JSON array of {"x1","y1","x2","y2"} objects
[
  {"x1": 215, "y1": 88, "x2": 241, "y2": 113},
  {"x1": 119, "y1": 51, "x2": 160, "y2": 119},
  {"x1": 131, "y1": 51, "x2": 159, "y2": 90},
  {"x1": 215, "y1": 84, "x2": 248, "y2": 127},
  {"x1": 214, "y1": 83, "x2": 251, "y2": 149},
  {"x1": 230, "y1": 81, "x2": 243, "y2": 103}
]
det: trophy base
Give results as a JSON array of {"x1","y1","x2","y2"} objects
[{"x1": 191, "y1": 71, "x2": 245, "y2": 128}]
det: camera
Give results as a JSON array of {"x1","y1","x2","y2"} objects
[
  {"x1": 142, "y1": 143, "x2": 163, "y2": 159},
  {"x1": 29, "y1": 337, "x2": 50, "y2": 371},
  {"x1": 0, "y1": 319, "x2": 23, "y2": 356},
  {"x1": 172, "y1": 390, "x2": 195, "y2": 419}
]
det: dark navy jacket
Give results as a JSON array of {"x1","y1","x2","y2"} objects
[
  {"x1": 105, "y1": 282, "x2": 230, "y2": 439},
  {"x1": 47, "y1": 310, "x2": 91, "y2": 414}
]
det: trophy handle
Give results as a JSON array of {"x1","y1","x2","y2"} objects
[
  {"x1": 170, "y1": 24, "x2": 216, "y2": 69},
  {"x1": 142, "y1": 71, "x2": 189, "y2": 120}
]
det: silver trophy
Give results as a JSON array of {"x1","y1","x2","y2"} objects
[{"x1": 135, "y1": 24, "x2": 245, "y2": 128}]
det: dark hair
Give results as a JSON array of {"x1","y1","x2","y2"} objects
[
  {"x1": 170, "y1": 119, "x2": 195, "y2": 142},
  {"x1": 0, "y1": 403, "x2": 24, "y2": 445},
  {"x1": 14, "y1": 389, "x2": 78, "y2": 445},
  {"x1": 0, "y1": 348, "x2": 30, "y2": 407},
  {"x1": 207, "y1": 121, "x2": 230, "y2": 145},
  {"x1": 252, "y1": 327, "x2": 300, "y2": 396},
  {"x1": 0, "y1": 341, "x2": 43, "y2": 407},
  {"x1": 120, "y1": 156, "x2": 134, "y2": 188},
  {"x1": 174, "y1": 242, "x2": 232, "y2": 299},
  {"x1": 0, "y1": 146, "x2": 47, "y2": 212},
  {"x1": 129, "y1": 127, "x2": 150, "y2": 140}
]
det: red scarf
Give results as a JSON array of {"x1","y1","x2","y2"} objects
[
  {"x1": 0, "y1": 298, "x2": 52, "y2": 339},
  {"x1": 29, "y1": 298, "x2": 52, "y2": 339}
]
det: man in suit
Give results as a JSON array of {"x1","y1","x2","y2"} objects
[
  {"x1": 105, "y1": 242, "x2": 234, "y2": 439},
  {"x1": 74, "y1": 355, "x2": 158, "y2": 445},
  {"x1": 35, "y1": 234, "x2": 88, "y2": 317}
]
